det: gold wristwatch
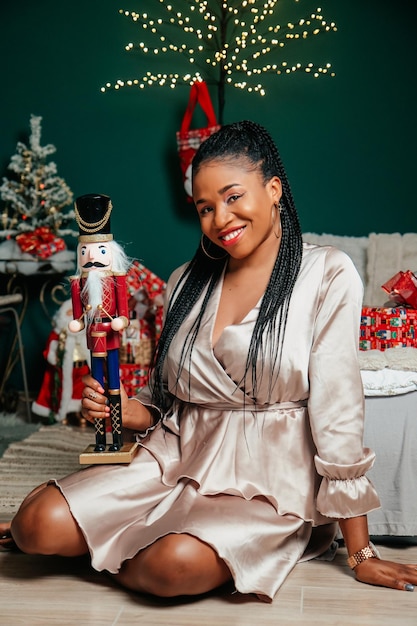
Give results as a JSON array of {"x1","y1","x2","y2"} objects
[{"x1": 347, "y1": 543, "x2": 379, "y2": 569}]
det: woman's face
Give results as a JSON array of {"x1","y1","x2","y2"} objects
[{"x1": 193, "y1": 158, "x2": 282, "y2": 262}]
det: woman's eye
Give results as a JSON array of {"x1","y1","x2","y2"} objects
[
  {"x1": 200, "y1": 206, "x2": 213, "y2": 216},
  {"x1": 228, "y1": 194, "x2": 241, "y2": 204}
]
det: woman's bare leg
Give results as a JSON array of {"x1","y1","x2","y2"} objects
[
  {"x1": 114, "y1": 533, "x2": 232, "y2": 597},
  {"x1": 9, "y1": 483, "x2": 88, "y2": 557},
  {"x1": 5, "y1": 487, "x2": 232, "y2": 598},
  {"x1": 1, "y1": 483, "x2": 51, "y2": 549}
]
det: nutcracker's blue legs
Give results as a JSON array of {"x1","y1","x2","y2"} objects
[
  {"x1": 90, "y1": 351, "x2": 123, "y2": 452},
  {"x1": 107, "y1": 350, "x2": 123, "y2": 452},
  {"x1": 91, "y1": 356, "x2": 106, "y2": 452}
]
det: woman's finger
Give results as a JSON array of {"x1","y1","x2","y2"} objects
[
  {"x1": 81, "y1": 374, "x2": 106, "y2": 395},
  {"x1": 81, "y1": 394, "x2": 110, "y2": 423}
]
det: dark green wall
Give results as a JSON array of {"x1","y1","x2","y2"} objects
[{"x1": 1, "y1": 0, "x2": 416, "y2": 393}]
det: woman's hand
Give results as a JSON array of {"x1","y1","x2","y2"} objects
[
  {"x1": 354, "y1": 556, "x2": 417, "y2": 592},
  {"x1": 81, "y1": 374, "x2": 112, "y2": 425},
  {"x1": 81, "y1": 374, "x2": 155, "y2": 432}
]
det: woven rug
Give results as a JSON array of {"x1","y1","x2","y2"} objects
[
  {"x1": 0, "y1": 412, "x2": 40, "y2": 458},
  {"x1": 0, "y1": 425, "x2": 92, "y2": 521}
]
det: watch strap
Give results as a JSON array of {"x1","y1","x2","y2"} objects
[{"x1": 347, "y1": 543, "x2": 379, "y2": 569}]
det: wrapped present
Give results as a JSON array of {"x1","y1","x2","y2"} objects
[
  {"x1": 381, "y1": 270, "x2": 417, "y2": 308},
  {"x1": 120, "y1": 317, "x2": 155, "y2": 365},
  {"x1": 360, "y1": 306, "x2": 417, "y2": 350},
  {"x1": 119, "y1": 261, "x2": 166, "y2": 388},
  {"x1": 16, "y1": 226, "x2": 66, "y2": 259},
  {"x1": 119, "y1": 363, "x2": 151, "y2": 397},
  {"x1": 125, "y1": 260, "x2": 166, "y2": 341}
]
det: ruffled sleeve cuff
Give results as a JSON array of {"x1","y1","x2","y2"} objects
[
  {"x1": 129, "y1": 396, "x2": 162, "y2": 441},
  {"x1": 314, "y1": 448, "x2": 381, "y2": 518}
]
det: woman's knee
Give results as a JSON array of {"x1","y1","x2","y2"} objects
[
  {"x1": 117, "y1": 534, "x2": 230, "y2": 597},
  {"x1": 11, "y1": 484, "x2": 86, "y2": 556}
]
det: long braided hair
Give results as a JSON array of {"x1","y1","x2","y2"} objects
[{"x1": 150, "y1": 120, "x2": 303, "y2": 410}]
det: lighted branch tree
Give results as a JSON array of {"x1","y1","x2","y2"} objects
[{"x1": 102, "y1": 0, "x2": 337, "y2": 123}]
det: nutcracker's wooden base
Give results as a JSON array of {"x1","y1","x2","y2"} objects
[{"x1": 79, "y1": 442, "x2": 139, "y2": 465}]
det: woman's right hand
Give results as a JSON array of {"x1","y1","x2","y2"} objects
[
  {"x1": 81, "y1": 373, "x2": 155, "y2": 432},
  {"x1": 81, "y1": 374, "x2": 112, "y2": 425}
]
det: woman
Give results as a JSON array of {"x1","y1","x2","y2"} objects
[{"x1": 1, "y1": 121, "x2": 416, "y2": 600}]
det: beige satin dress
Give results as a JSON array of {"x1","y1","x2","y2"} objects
[{"x1": 56, "y1": 243, "x2": 380, "y2": 602}]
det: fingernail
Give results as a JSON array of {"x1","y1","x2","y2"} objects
[{"x1": 405, "y1": 583, "x2": 414, "y2": 592}]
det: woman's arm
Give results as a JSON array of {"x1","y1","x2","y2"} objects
[
  {"x1": 339, "y1": 516, "x2": 417, "y2": 591},
  {"x1": 306, "y1": 249, "x2": 417, "y2": 591}
]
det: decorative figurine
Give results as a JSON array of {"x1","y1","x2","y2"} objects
[
  {"x1": 32, "y1": 299, "x2": 90, "y2": 425},
  {"x1": 69, "y1": 193, "x2": 138, "y2": 464}
]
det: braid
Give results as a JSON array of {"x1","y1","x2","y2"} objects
[
  {"x1": 236, "y1": 123, "x2": 303, "y2": 397},
  {"x1": 150, "y1": 247, "x2": 226, "y2": 409},
  {"x1": 151, "y1": 120, "x2": 303, "y2": 409}
]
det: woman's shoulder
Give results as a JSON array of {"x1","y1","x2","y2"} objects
[
  {"x1": 301, "y1": 241, "x2": 363, "y2": 292},
  {"x1": 302, "y1": 240, "x2": 358, "y2": 271}
]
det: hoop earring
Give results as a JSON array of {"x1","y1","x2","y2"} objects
[
  {"x1": 272, "y1": 203, "x2": 282, "y2": 240},
  {"x1": 200, "y1": 234, "x2": 228, "y2": 260}
]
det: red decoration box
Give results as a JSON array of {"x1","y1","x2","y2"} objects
[
  {"x1": 16, "y1": 226, "x2": 66, "y2": 259},
  {"x1": 119, "y1": 261, "x2": 166, "y2": 394},
  {"x1": 119, "y1": 364, "x2": 151, "y2": 397},
  {"x1": 360, "y1": 306, "x2": 417, "y2": 350},
  {"x1": 381, "y1": 270, "x2": 417, "y2": 309}
]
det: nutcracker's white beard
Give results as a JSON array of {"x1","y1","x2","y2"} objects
[{"x1": 81, "y1": 270, "x2": 107, "y2": 324}]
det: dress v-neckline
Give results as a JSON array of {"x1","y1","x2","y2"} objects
[{"x1": 210, "y1": 268, "x2": 263, "y2": 351}]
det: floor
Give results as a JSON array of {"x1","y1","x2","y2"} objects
[{"x1": 0, "y1": 540, "x2": 416, "y2": 625}]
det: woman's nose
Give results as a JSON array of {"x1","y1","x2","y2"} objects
[{"x1": 212, "y1": 205, "x2": 229, "y2": 229}]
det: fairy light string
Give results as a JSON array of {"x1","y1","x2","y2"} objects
[{"x1": 101, "y1": 1, "x2": 337, "y2": 120}]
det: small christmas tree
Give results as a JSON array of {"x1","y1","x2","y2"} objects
[{"x1": 0, "y1": 114, "x2": 76, "y2": 241}]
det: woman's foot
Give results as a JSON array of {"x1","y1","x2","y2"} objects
[{"x1": 0, "y1": 522, "x2": 18, "y2": 551}]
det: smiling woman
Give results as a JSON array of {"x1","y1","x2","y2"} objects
[{"x1": 3, "y1": 121, "x2": 417, "y2": 602}]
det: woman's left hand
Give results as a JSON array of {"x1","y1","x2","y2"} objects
[{"x1": 354, "y1": 556, "x2": 417, "y2": 591}]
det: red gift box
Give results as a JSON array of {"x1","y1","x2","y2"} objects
[
  {"x1": 119, "y1": 363, "x2": 151, "y2": 397},
  {"x1": 16, "y1": 226, "x2": 66, "y2": 259},
  {"x1": 125, "y1": 261, "x2": 166, "y2": 341},
  {"x1": 360, "y1": 306, "x2": 417, "y2": 350},
  {"x1": 119, "y1": 262, "x2": 166, "y2": 390},
  {"x1": 381, "y1": 270, "x2": 417, "y2": 308}
]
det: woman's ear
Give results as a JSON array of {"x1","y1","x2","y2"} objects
[{"x1": 269, "y1": 176, "x2": 282, "y2": 204}]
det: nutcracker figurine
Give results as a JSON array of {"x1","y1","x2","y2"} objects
[{"x1": 69, "y1": 193, "x2": 138, "y2": 464}]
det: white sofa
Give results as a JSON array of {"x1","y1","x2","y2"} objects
[
  {"x1": 302, "y1": 232, "x2": 417, "y2": 306},
  {"x1": 303, "y1": 232, "x2": 417, "y2": 538}
]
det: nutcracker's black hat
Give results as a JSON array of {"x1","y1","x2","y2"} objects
[{"x1": 74, "y1": 193, "x2": 113, "y2": 243}]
